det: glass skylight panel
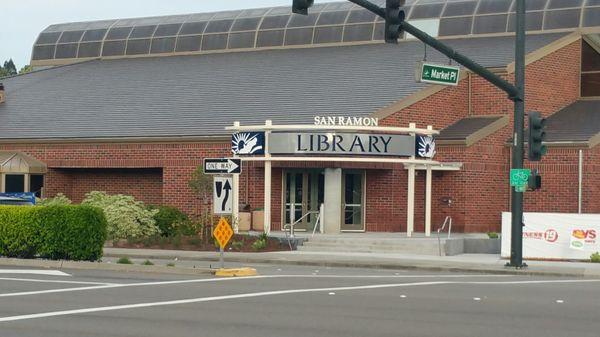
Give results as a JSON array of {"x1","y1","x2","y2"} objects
[
  {"x1": 314, "y1": 26, "x2": 344, "y2": 43},
  {"x1": 256, "y1": 30, "x2": 284, "y2": 47},
  {"x1": 260, "y1": 15, "x2": 290, "y2": 29},
  {"x1": 373, "y1": 22, "x2": 385, "y2": 40},
  {"x1": 32, "y1": 45, "x2": 56, "y2": 60},
  {"x1": 473, "y1": 14, "x2": 508, "y2": 33},
  {"x1": 55, "y1": 43, "x2": 78, "y2": 58},
  {"x1": 150, "y1": 37, "x2": 176, "y2": 53},
  {"x1": 77, "y1": 42, "x2": 101, "y2": 58},
  {"x1": 106, "y1": 27, "x2": 133, "y2": 40},
  {"x1": 239, "y1": 8, "x2": 270, "y2": 18},
  {"x1": 205, "y1": 20, "x2": 234, "y2": 33},
  {"x1": 284, "y1": 28, "x2": 314, "y2": 45},
  {"x1": 188, "y1": 13, "x2": 215, "y2": 21},
  {"x1": 513, "y1": 0, "x2": 548, "y2": 11},
  {"x1": 129, "y1": 25, "x2": 157, "y2": 39},
  {"x1": 410, "y1": 4, "x2": 445, "y2": 19},
  {"x1": 266, "y1": 7, "x2": 291, "y2": 16},
  {"x1": 175, "y1": 35, "x2": 202, "y2": 52},
  {"x1": 586, "y1": 0, "x2": 600, "y2": 6},
  {"x1": 548, "y1": 0, "x2": 583, "y2": 9},
  {"x1": 323, "y1": 2, "x2": 355, "y2": 11},
  {"x1": 343, "y1": 24, "x2": 374, "y2": 41},
  {"x1": 583, "y1": 7, "x2": 600, "y2": 27},
  {"x1": 154, "y1": 24, "x2": 182, "y2": 37},
  {"x1": 201, "y1": 34, "x2": 228, "y2": 50},
  {"x1": 228, "y1": 32, "x2": 256, "y2": 49},
  {"x1": 443, "y1": 1, "x2": 477, "y2": 16},
  {"x1": 125, "y1": 39, "x2": 151, "y2": 55},
  {"x1": 544, "y1": 9, "x2": 581, "y2": 28},
  {"x1": 317, "y1": 11, "x2": 349, "y2": 25},
  {"x1": 346, "y1": 9, "x2": 377, "y2": 23},
  {"x1": 179, "y1": 22, "x2": 207, "y2": 35},
  {"x1": 102, "y1": 40, "x2": 126, "y2": 56},
  {"x1": 36, "y1": 32, "x2": 61, "y2": 45},
  {"x1": 82, "y1": 29, "x2": 107, "y2": 42},
  {"x1": 58, "y1": 30, "x2": 84, "y2": 43},
  {"x1": 477, "y1": 0, "x2": 513, "y2": 14},
  {"x1": 231, "y1": 17, "x2": 261, "y2": 31},
  {"x1": 439, "y1": 16, "x2": 473, "y2": 35},
  {"x1": 507, "y1": 11, "x2": 544, "y2": 31},
  {"x1": 212, "y1": 10, "x2": 242, "y2": 20},
  {"x1": 287, "y1": 13, "x2": 319, "y2": 27}
]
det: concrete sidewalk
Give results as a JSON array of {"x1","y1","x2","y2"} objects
[{"x1": 103, "y1": 247, "x2": 600, "y2": 278}]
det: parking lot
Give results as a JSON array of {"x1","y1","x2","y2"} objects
[{"x1": 1, "y1": 265, "x2": 599, "y2": 337}]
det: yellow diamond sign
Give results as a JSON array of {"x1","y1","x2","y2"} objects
[{"x1": 213, "y1": 217, "x2": 234, "y2": 249}]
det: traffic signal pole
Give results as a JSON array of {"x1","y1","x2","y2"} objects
[{"x1": 296, "y1": 0, "x2": 527, "y2": 268}]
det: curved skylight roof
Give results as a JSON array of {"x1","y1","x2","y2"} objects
[{"x1": 31, "y1": 0, "x2": 600, "y2": 64}]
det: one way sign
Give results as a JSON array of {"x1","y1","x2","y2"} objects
[
  {"x1": 213, "y1": 177, "x2": 233, "y2": 214},
  {"x1": 204, "y1": 158, "x2": 241, "y2": 174}
]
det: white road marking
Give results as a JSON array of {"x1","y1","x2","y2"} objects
[
  {"x1": 0, "y1": 277, "x2": 115, "y2": 286},
  {"x1": 400, "y1": 295, "x2": 407, "y2": 298},
  {"x1": 0, "y1": 270, "x2": 70, "y2": 277},
  {"x1": 1, "y1": 278, "x2": 599, "y2": 322},
  {"x1": 328, "y1": 292, "x2": 335, "y2": 295},
  {"x1": 556, "y1": 300, "x2": 564, "y2": 303},
  {"x1": 473, "y1": 297, "x2": 481, "y2": 301}
]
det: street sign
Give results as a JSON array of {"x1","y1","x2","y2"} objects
[
  {"x1": 204, "y1": 158, "x2": 241, "y2": 174},
  {"x1": 213, "y1": 217, "x2": 234, "y2": 249},
  {"x1": 213, "y1": 177, "x2": 233, "y2": 214},
  {"x1": 416, "y1": 62, "x2": 460, "y2": 86},
  {"x1": 510, "y1": 169, "x2": 531, "y2": 192}
]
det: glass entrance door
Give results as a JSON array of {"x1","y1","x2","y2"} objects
[
  {"x1": 342, "y1": 170, "x2": 365, "y2": 231},
  {"x1": 284, "y1": 170, "x2": 324, "y2": 231}
]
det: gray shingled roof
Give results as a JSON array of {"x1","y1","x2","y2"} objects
[
  {"x1": 438, "y1": 116, "x2": 505, "y2": 141},
  {"x1": 0, "y1": 33, "x2": 565, "y2": 140},
  {"x1": 544, "y1": 100, "x2": 600, "y2": 143}
]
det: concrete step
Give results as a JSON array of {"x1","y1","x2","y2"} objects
[{"x1": 298, "y1": 239, "x2": 456, "y2": 256}]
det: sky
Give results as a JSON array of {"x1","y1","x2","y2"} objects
[{"x1": 0, "y1": 0, "x2": 333, "y2": 69}]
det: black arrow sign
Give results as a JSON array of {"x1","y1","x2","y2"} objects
[{"x1": 222, "y1": 180, "x2": 231, "y2": 211}]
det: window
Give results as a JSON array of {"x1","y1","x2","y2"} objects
[
  {"x1": 5, "y1": 175, "x2": 25, "y2": 193},
  {"x1": 581, "y1": 41, "x2": 600, "y2": 97},
  {"x1": 30, "y1": 175, "x2": 44, "y2": 198}
]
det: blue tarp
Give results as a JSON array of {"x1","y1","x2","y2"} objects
[{"x1": 0, "y1": 192, "x2": 36, "y2": 205}]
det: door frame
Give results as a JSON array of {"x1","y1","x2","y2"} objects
[
  {"x1": 281, "y1": 169, "x2": 323, "y2": 231},
  {"x1": 341, "y1": 169, "x2": 366, "y2": 232}
]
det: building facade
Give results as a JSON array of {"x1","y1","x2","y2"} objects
[{"x1": 1, "y1": 0, "x2": 599, "y2": 234}]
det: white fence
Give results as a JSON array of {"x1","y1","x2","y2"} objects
[{"x1": 501, "y1": 212, "x2": 600, "y2": 260}]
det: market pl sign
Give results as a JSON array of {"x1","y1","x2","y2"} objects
[{"x1": 416, "y1": 62, "x2": 460, "y2": 86}]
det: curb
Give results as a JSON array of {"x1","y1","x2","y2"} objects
[
  {"x1": 102, "y1": 251, "x2": 597, "y2": 278},
  {"x1": 0, "y1": 258, "x2": 214, "y2": 276}
]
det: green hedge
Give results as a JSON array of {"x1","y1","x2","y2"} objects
[{"x1": 0, "y1": 205, "x2": 107, "y2": 261}]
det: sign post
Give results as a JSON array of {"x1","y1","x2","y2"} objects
[
  {"x1": 213, "y1": 217, "x2": 234, "y2": 269},
  {"x1": 416, "y1": 62, "x2": 460, "y2": 86}
]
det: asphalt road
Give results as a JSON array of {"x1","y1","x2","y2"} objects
[{"x1": 0, "y1": 265, "x2": 599, "y2": 337}]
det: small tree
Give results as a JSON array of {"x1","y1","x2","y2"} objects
[{"x1": 188, "y1": 166, "x2": 214, "y2": 242}]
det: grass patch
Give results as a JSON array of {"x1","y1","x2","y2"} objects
[
  {"x1": 591, "y1": 252, "x2": 600, "y2": 263},
  {"x1": 166, "y1": 262, "x2": 176, "y2": 267},
  {"x1": 116, "y1": 256, "x2": 133, "y2": 264},
  {"x1": 141, "y1": 259, "x2": 154, "y2": 266},
  {"x1": 487, "y1": 232, "x2": 499, "y2": 239}
]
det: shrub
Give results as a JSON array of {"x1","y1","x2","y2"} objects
[
  {"x1": 37, "y1": 193, "x2": 72, "y2": 206},
  {"x1": 0, "y1": 205, "x2": 107, "y2": 261},
  {"x1": 231, "y1": 240, "x2": 244, "y2": 251},
  {"x1": 251, "y1": 238, "x2": 267, "y2": 251},
  {"x1": 142, "y1": 259, "x2": 154, "y2": 265},
  {"x1": 148, "y1": 205, "x2": 188, "y2": 237},
  {"x1": 36, "y1": 205, "x2": 107, "y2": 261},
  {"x1": 591, "y1": 252, "x2": 600, "y2": 263},
  {"x1": 82, "y1": 191, "x2": 159, "y2": 240},
  {"x1": 117, "y1": 256, "x2": 133, "y2": 264},
  {"x1": 166, "y1": 262, "x2": 176, "y2": 267},
  {"x1": 487, "y1": 232, "x2": 499, "y2": 239}
]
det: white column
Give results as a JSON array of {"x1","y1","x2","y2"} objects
[
  {"x1": 407, "y1": 164, "x2": 415, "y2": 237},
  {"x1": 323, "y1": 168, "x2": 342, "y2": 234},
  {"x1": 263, "y1": 120, "x2": 272, "y2": 234},
  {"x1": 425, "y1": 166, "x2": 432, "y2": 237}
]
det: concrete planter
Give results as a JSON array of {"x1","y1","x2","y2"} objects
[
  {"x1": 464, "y1": 238, "x2": 501, "y2": 254},
  {"x1": 238, "y1": 212, "x2": 251, "y2": 232},
  {"x1": 252, "y1": 210, "x2": 264, "y2": 231}
]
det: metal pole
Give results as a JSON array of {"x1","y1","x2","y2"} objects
[
  {"x1": 578, "y1": 149, "x2": 583, "y2": 214},
  {"x1": 219, "y1": 246, "x2": 224, "y2": 269},
  {"x1": 508, "y1": 0, "x2": 526, "y2": 268}
]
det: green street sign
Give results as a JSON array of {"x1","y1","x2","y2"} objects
[
  {"x1": 510, "y1": 169, "x2": 531, "y2": 187},
  {"x1": 417, "y1": 62, "x2": 460, "y2": 86}
]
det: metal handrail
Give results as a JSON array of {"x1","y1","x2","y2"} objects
[
  {"x1": 283, "y1": 204, "x2": 324, "y2": 250},
  {"x1": 437, "y1": 216, "x2": 452, "y2": 256}
]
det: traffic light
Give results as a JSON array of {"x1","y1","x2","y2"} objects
[
  {"x1": 385, "y1": 0, "x2": 405, "y2": 43},
  {"x1": 528, "y1": 111, "x2": 546, "y2": 161},
  {"x1": 528, "y1": 169, "x2": 542, "y2": 191},
  {"x1": 292, "y1": 0, "x2": 314, "y2": 15}
]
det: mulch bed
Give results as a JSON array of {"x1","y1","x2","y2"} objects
[{"x1": 110, "y1": 234, "x2": 289, "y2": 253}]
